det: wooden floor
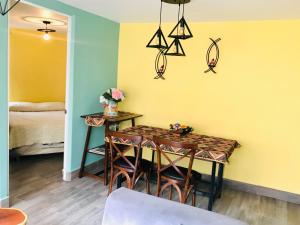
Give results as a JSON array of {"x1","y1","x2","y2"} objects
[{"x1": 9, "y1": 154, "x2": 300, "y2": 225}]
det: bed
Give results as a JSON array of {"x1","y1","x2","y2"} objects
[{"x1": 9, "y1": 102, "x2": 65, "y2": 156}]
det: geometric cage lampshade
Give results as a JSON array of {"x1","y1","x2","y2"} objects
[
  {"x1": 169, "y1": 17, "x2": 193, "y2": 40},
  {"x1": 146, "y1": 0, "x2": 169, "y2": 50},
  {"x1": 146, "y1": 27, "x2": 169, "y2": 49},
  {"x1": 0, "y1": 0, "x2": 21, "y2": 16},
  {"x1": 164, "y1": 38, "x2": 185, "y2": 56}
]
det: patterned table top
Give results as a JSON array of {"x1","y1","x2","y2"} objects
[
  {"x1": 107, "y1": 125, "x2": 239, "y2": 164},
  {"x1": 81, "y1": 111, "x2": 143, "y2": 127}
]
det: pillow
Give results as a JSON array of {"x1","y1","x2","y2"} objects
[{"x1": 9, "y1": 102, "x2": 65, "y2": 112}]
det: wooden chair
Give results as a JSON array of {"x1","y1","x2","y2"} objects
[
  {"x1": 154, "y1": 136, "x2": 200, "y2": 206},
  {"x1": 107, "y1": 131, "x2": 151, "y2": 194}
]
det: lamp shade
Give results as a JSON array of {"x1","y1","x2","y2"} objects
[
  {"x1": 169, "y1": 17, "x2": 193, "y2": 40},
  {"x1": 146, "y1": 27, "x2": 169, "y2": 49},
  {"x1": 164, "y1": 38, "x2": 185, "y2": 56},
  {"x1": 0, "y1": 0, "x2": 20, "y2": 16}
]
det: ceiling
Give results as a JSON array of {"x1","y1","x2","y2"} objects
[
  {"x1": 58, "y1": 0, "x2": 300, "y2": 23},
  {"x1": 9, "y1": 1, "x2": 68, "y2": 33}
]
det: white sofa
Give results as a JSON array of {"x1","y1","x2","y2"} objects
[{"x1": 102, "y1": 188, "x2": 248, "y2": 225}]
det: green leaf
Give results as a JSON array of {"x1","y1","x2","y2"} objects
[{"x1": 103, "y1": 92, "x2": 113, "y2": 101}]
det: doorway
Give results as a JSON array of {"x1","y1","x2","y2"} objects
[{"x1": 7, "y1": 1, "x2": 72, "y2": 206}]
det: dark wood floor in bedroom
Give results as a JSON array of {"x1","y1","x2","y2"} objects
[{"x1": 9, "y1": 155, "x2": 300, "y2": 225}]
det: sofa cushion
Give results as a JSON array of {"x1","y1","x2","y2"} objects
[{"x1": 102, "y1": 188, "x2": 248, "y2": 225}]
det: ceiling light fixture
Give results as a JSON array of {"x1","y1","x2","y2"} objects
[
  {"x1": 0, "y1": 0, "x2": 21, "y2": 16},
  {"x1": 37, "y1": 21, "x2": 56, "y2": 41},
  {"x1": 23, "y1": 17, "x2": 66, "y2": 26}
]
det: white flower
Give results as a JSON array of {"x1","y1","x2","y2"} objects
[{"x1": 100, "y1": 96, "x2": 108, "y2": 105}]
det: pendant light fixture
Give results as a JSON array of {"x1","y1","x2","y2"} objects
[
  {"x1": 164, "y1": 38, "x2": 185, "y2": 56},
  {"x1": 146, "y1": 0, "x2": 168, "y2": 49},
  {"x1": 165, "y1": 4, "x2": 185, "y2": 56},
  {"x1": 0, "y1": 0, "x2": 21, "y2": 16},
  {"x1": 147, "y1": 0, "x2": 192, "y2": 56},
  {"x1": 37, "y1": 21, "x2": 56, "y2": 41},
  {"x1": 147, "y1": 0, "x2": 192, "y2": 79},
  {"x1": 168, "y1": 3, "x2": 193, "y2": 40}
]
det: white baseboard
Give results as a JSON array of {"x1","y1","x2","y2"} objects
[
  {"x1": 0, "y1": 196, "x2": 9, "y2": 208},
  {"x1": 62, "y1": 169, "x2": 73, "y2": 181},
  {"x1": 62, "y1": 159, "x2": 104, "y2": 182}
]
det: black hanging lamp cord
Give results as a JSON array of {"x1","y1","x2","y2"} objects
[
  {"x1": 146, "y1": 0, "x2": 168, "y2": 49},
  {"x1": 165, "y1": 3, "x2": 186, "y2": 56},
  {"x1": 159, "y1": 0, "x2": 163, "y2": 27},
  {"x1": 176, "y1": 3, "x2": 181, "y2": 36},
  {"x1": 181, "y1": 3, "x2": 185, "y2": 28}
]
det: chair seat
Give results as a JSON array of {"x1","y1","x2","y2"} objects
[
  {"x1": 115, "y1": 156, "x2": 152, "y2": 172},
  {"x1": 114, "y1": 144, "x2": 132, "y2": 151},
  {"x1": 161, "y1": 166, "x2": 202, "y2": 182}
]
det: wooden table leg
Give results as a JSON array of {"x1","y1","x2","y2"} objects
[
  {"x1": 131, "y1": 118, "x2": 135, "y2": 127},
  {"x1": 208, "y1": 161, "x2": 217, "y2": 211},
  {"x1": 79, "y1": 126, "x2": 92, "y2": 178}
]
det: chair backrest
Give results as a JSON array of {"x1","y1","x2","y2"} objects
[
  {"x1": 153, "y1": 136, "x2": 197, "y2": 185},
  {"x1": 107, "y1": 131, "x2": 143, "y2": 171}
]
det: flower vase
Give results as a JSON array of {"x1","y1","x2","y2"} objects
[{"x1": 104, "y1": 101, "x2": 118, "y2": 117}]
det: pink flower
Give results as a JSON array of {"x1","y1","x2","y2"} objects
[
  {"x1": 100, "y1": 88, "x2": 125, "y2": 105},
  {"x1": 112, "y1": 89, "x2": 124, "y2": 101}
]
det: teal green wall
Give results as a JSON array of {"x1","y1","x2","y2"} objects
[{"x1": 0, "y1": 0, "x2": 119, "y2": 202}]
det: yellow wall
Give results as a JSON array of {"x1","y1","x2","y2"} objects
[
  {"x1": 9, "y1": 28, "x2": 67, "y2": 102},
  {"x1": 118, "y1": 20, "x2": 300, "y2": 194}
]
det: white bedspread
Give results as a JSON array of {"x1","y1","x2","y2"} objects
[{"x1": 9, "y1": 111, "x2": 65, "y2": 150}]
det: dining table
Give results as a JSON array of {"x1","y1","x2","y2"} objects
[{"x1": 106, "y1": 125, "x2": 240, "y2": 211}]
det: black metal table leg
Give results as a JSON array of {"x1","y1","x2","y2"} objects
[
  {"x1": 150, "y1": 150, "x2": 155, "y2": 178},
  {"x1": 79, "y1": 126, "x2": 92, "y2": 178},
  {"x1": 103, "y1": 122, "x2": 111, "y2": 186},
  {"x1": 217, "y1": 163, "x2": 224, "y2": 198},
  {"x1": 117, "y1": 174, "x2": 122, "y2": 188},
  {"x1": 103, "y1": 142, "x2": 109, "y2": 186},
  {"x1": 208, "y1": 161, "x2": 217, "y2": 211}
]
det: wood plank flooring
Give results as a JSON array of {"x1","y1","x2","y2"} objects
[{"x1": 9, "y1": 154, "x2": 300, "y2": 225}]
